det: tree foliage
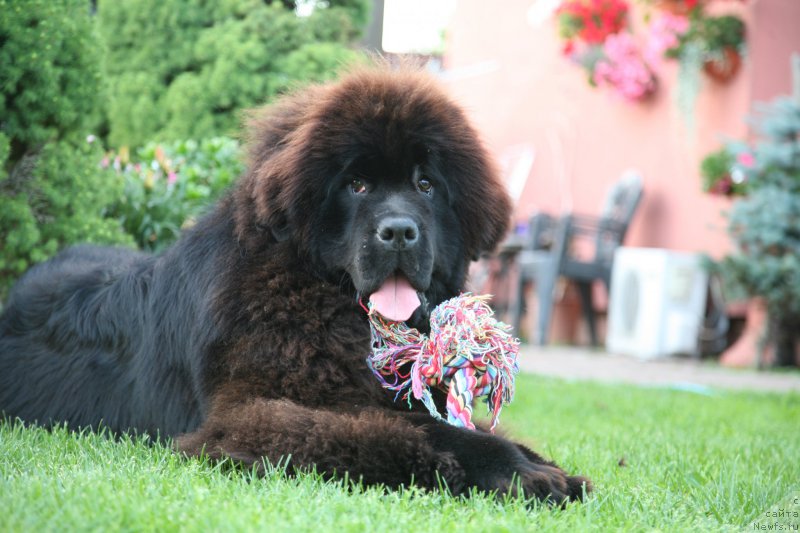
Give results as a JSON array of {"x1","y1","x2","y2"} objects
[
  {"x1": 0, "y1": 0, "x2": 371, "y2": 300},
  {"x1": 98, "y1": 0, "x2": 369, "y2": 147},
  {"x1": 0, "y1": 0, "x2": 104, "y2": 160},
  {"x1": 0, "y1": 0, "x2": 133, "y2": 300}
]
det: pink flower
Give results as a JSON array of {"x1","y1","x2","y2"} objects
[
  {"x1": 593, "y1": 33, "x2": 655, "y2": 101},
  {"x1": 644, "y1": 13, "x2": 690, "y2": 66},
  {"x1": 167, "y1": 171, "x2": 178, "y2": 185},
  {"x1": 736, "y1": 152, "x2": 755, "y2": 168}
]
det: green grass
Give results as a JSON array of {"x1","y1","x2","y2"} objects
[{"x1": 1, "y1": 374, "x2": 799, "y2": 532}]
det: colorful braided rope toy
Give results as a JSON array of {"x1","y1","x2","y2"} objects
[{"x1": 365, "y1": 293, "x2": 520, "y2": 432}]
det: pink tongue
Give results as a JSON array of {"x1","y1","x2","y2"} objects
[{"x1": 368, "y1": 273, "x2": 421, "y2": 322}]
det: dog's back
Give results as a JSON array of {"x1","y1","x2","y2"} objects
[
  {"x1": 0, "y1": 246, "x2": 147, "y2": 429},
  {"x1": 0, "y1": 242, "x2": 208, "y2": 436}
]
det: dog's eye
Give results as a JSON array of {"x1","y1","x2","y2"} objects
[
  {"x1": 416, "y1": 176, "x2": 433, "y2": 194},
  {"x1": 350, "y1": 178, "x2": 367, "y2": 194}
]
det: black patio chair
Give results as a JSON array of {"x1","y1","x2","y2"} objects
[{"x1": 509, "y1": 171, "x2": 644, "y2": 345}]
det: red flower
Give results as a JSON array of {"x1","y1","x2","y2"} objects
[{"x1": 558, "y1": 0, "x2": 630, "y2": 45}]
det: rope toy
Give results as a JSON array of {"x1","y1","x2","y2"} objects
[{"x1": 365, "y1": 293, "x2": 520, "y2": 432}]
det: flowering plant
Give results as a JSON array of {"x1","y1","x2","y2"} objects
[
  {"x1": 664, "y1": 13, "x2": 745, "y2": 65},
  {"x1": 556, "y1": 0, "x2": 629, "y2": 53},
  {"x1": 593, "y1": 33, "x2": 657, "y2": 101},
  {"x1": 644, "y1": 12, "x2": 690, "y2": 66},
  {"x1": 106, "y1": 137, "x2": 243, "y2": 251},
  {"x1": 699, "y1": 147, "x2": 748, "y2": 196},
  {"x1": 556, "y1": 0, "x2": 657, "y2": 101}
]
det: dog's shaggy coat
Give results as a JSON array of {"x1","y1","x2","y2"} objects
[{"x1": 0, "y1": 67, "x2": 589, "y2": 502}]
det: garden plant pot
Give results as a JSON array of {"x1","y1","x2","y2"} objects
[
  {"x1": 653, "y1": 0, "x2": 702, "y2": 16},
  {"x1": 703, "y1": 47, "x2": 742, "y2": 83}
]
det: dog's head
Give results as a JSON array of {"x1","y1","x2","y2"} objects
[{"x1": 236, "y1": 66, "x2": 511, "y2": 321}]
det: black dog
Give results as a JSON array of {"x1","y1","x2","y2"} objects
[{"x1": 0, "y1": 67, "x2": 590, "y2": 503}]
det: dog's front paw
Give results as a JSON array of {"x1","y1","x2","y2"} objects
[
  {"x1": 468, "y1": 456, "x2": 589, "y2": 504},
  {"x1": 512, "y1": 442, "x2": 592, "y2": 503},
  {"x1": 511, "y1": 463, "x2": 591, "y2": 504},
  {"x1": 450, "y1": 434, "x2": 591, "y2": 504}
]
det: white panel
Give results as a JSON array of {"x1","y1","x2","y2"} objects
[{"x1": 607, "y1": 247, "x2": 708, "y2": 359}]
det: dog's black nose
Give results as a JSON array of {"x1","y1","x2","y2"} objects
[{"x1": 377, "y1": 216, "x2": 419, "y2": 250}]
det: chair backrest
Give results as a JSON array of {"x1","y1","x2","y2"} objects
[{"x1": 593, "y1": 171, "x2": 644, "y2": 265}]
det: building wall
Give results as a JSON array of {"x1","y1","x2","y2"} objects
[{"x1": 441, "y1": 0, "x2": 800, "y2": 259}]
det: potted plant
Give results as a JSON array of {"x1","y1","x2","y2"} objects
[
  {"x1": 700, "y1": 147, "x2": 747, "y2": 196},
  {"x1": 698, "y1": 15, "x2": 746, "y2": 81},
  {"x1": 715, "y1": 96, "x2": 800, "y2": 367},
  {"x1": 665, "y1": 13, "x2": 746, "y2": 83},
  {"x1": 650, "y1": 0, "x2": 703, "y2": 16},
  {"x1": 645, "y1": 10, "x2": 745, "y2": 126}
]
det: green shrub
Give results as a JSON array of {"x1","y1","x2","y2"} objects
[
  {"x1": 0, "y1": 137, "x2": 135, "y2": 299},
  {"x1": 0, "y1": 0, "x2": 132, "y2": 301},
  {"x1": 98, "y1": 0, "x2": 369, "y2": 148},
  {"x1": 699, "y1": 147, "x2": 743, "y2": 195},
  {"x1": 274, "y1": 42, "x2": 366, "y2": 93},
  {"x1": 107, "y1": 138, "x2": 244, "y2": 251}
]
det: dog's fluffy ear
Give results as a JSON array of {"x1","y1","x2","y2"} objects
[
  {"x1": 234, "y1": 87, "x2": 324, "y2": 248},
  {"x1": 463, "y1": 156, "x2": 512, "y2": 261},
  {"x1": 442, "y1": 127, "x2": 512, "y2": 261}
]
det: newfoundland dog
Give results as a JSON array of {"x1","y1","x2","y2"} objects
[{"x1": 0, "y1": 66, "x2": 589, "y2": 503}]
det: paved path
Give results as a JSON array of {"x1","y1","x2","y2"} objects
[{"x1": 518, "y1": 345, "x2": 800, "y2": 393}]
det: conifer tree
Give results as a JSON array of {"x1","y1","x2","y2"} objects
[{"x1": 722, "y1": 96, "x2": 800, "y2": 365}]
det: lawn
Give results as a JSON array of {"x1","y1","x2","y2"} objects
[{"x1": 1, "y1": 374, "x2": 798, "y2": 532}]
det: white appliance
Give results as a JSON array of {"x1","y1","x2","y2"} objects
[{"x1": 607, "y1": 247, "x2": 708, "y2": 359}]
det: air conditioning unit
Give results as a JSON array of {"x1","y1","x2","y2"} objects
[{"x1": 607, "y1": 247, "x2": 708, "y2": 359}]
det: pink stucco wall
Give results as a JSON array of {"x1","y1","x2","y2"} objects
[{"x1": 441, "y1": 0, "x2": 800, "y2": 259}]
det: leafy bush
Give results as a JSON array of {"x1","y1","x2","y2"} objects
[
  {"x1": 699, "y1": 147, "x2": 745, "y2": 195},
  {"x1": 98, "y1": 0, "x2": 369, "y2": 148},
  {"x1": 0, "y1": 0, "x2": 132, "y2": 301},
  {"x1": 0, "y1": 137, "x2": 134, "y2": 299},
  {"x1": 107, "y1": 138, "x2": 244, "y2": 251},
  {"x1": 274, "y1": 42, "x2": 367, "y2": 93},
  {"x1": 0, "y1": 0, "x2": 105, "y2": 156},
  {"x1": 700, "y1": 148, "x2": 731, "y2": 191}
]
